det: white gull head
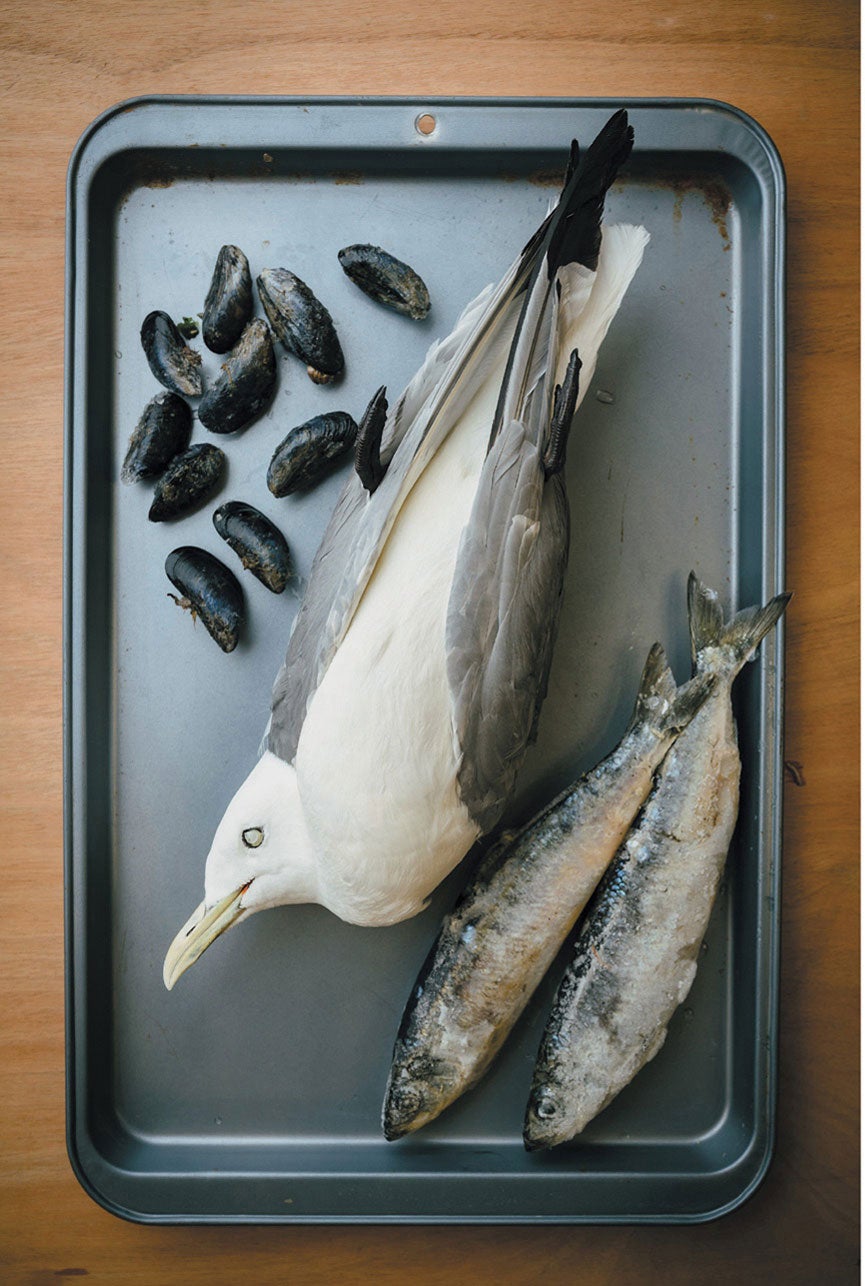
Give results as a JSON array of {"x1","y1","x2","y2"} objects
[{"x1": 162, "y1": 751, "x2": 317, "y2": 990}]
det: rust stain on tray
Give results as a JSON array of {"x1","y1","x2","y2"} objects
[
  {"x1": 529, "y1": 167, "x2": 566, "y2": 188},
  {"x1": 669, "y1": 176, "x2": 732, "y2": 250}
]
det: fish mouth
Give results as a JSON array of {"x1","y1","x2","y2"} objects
[
  {"x1": 381, "y1": 1071, "x2": 435, "y2": 1141},
  {"x1": 162, "y1": 880, "x2": 253, "y2": 991}
]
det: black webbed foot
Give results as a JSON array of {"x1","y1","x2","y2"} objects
[{"x1": 543, "y1": 349, "x2": 581, "y2": 477}]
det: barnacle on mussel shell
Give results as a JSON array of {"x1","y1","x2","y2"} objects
[
  {"x1": 149, "y1": 443, "x2": 226, "y2": 522},
  {"x1": 121, "y1": 392, "x2": 192, "y2": 484},
  {"x1": 337, "y1": 244, "x2": 430, "y2": 320},
  {"x1": 267, "y1": 412, "x2": 358, "y2": 496},
  {"x1": 198, "y1": 320, "x2": 276, "y2": 435},
  {"x1": 141, "y1": 310, "x2": 204, "y2": 397},
  {"x1": 213, "y1": 500, "x2": 293, "y2": 594},
  {"x1": 203, "y1": 245, "x2": 253, "y2": 353},
  {"x1": 257, "y1": 268, "x2": 344, "y2": 384},
  {"x1": 165, "y1": 546, "x2": 244, "y2": 653}
]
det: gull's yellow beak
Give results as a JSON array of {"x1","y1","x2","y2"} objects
[{"x1": 162, "y1": 881, "x2": 252, "y2": 991}]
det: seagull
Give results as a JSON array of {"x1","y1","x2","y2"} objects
[{"x1": 164, "y1": 110, "x2": 649, "y2": 990}]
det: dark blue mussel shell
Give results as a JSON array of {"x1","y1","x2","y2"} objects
[
  {"x1": 257, "y1": 268, "x2": 344, "y2": 384},
  {"x1": 121, "y1": 392, "x2": 192, "y2": 483},
  {"x1": 165, "y1": 546, "x2": 244, "y2": 653},
  {"x1": 141, "y1": 310, "x2": 204, "y2": 397},
  {"x1": 266, "y1": 412, "x2": 358, "y2": 496},
  {"x1": 337, "y1": 244, "x2": 430, "y2": 320},
  {"x1": 203, "y1": 244, "x2": 253, "y2": 354},
  {"x1": 212, "y1": 500, "x2": 293, "y2": 594},
  {"x1": 198, "y1": 320, "x2": 276, "y2": 435},
  {"x1": 149, "y1": 442, "x2": 226, "y2": 521}
]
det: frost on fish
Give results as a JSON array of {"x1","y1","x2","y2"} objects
[
  {"x1": 524, "y1": 575, "x2": 790, "y2": 1149},
  {"x1": 382, "y1": 645, "x2": 714, "y2": 1141}
]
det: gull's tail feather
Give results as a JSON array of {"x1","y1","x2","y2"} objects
[{"x1": 555, "y1": 222, "x2": 649, "y2": 397}]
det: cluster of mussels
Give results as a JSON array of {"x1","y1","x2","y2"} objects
[{"x1": 121, "y1": 242, "x2": 431, "y2": 652}]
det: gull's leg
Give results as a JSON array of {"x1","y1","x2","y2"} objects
[{"x1": 543, "y1": 348, "x2": 581, "y2": 476}]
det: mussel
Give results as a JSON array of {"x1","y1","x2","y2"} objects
[
  {"x1": 203, "y1": 245, "x2": 253, "y2": 353},
  {"x1": 267, "y1": 412, "x2": 358, "y2": 496},
  {"x1": 198, "y1": 320, "x2": 276, "y2": 435},
  {"x1": 337, "y1": 244, "x2": 430, "y2": 320},
  {"x1": 149, "y1": 442, "x2": 226, "y2": 521},
  {"x1": 213, "y1": 501, "x2": 293, "y2": 594},
  {"x1": 141, "y1": 310, "x2": 204, "y2": 397},
  {"x1": 121, "y1": 392, "x2": 192, "y2": 483},
  {"x1": 165, "y1": 546, "x2": 244, "y2": 653},
  {"x1": 257, "y1": 268, "x2": 344, "y2": 384}
]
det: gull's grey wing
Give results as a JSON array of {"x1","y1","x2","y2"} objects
[
  {"x1": 445, "y1": 420, "x2": 569, "y2": 833},
  {"x1": 266, "y1": 247, "x2": 538, "y2": 764},
  {"x1": 445, "y1": 111, "x2": 635, "y2": 832}
]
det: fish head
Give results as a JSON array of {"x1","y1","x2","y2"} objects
[
  {"x1": 382, "y1": 1048, "x2": 464, "y2": 1141},
  {"x1": 163, "y1": 750, "x2": 317, "y2": 989},
  {"x1": 523, "y1": 1079, "x2": 577, "y2": 1151}
]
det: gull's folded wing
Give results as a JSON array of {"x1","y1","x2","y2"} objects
[
  {"x1": 265, "y1": 216, "x2": 550, "y2": 764},
  {"x1": 444, "y1": 111, "x2": 646, "y2": 832}
]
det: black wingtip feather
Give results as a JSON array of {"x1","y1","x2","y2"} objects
[
  {"x1": 564, "y1": 138, "x2": 580, "y2": 186},
  {"x1": 546, "y1": 109, "x2": 634, "y2": 279}
]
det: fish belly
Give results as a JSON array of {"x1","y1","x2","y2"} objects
[{"x1": 295, "y1": 367, "x2": 506, "y2": 926}]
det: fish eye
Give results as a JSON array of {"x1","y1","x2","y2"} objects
[
  {"x1": 242, "y1": 827, "x2": 264, "y2": 849},
  {"x1": 533, "y1": 1089, "x2": 559, "y2": 1120}
]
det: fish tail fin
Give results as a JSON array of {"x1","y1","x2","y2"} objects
[
  {"x1": 688, "y1": 572, "x2": 791, "y2": 673},
  {"x1": 546, "y1": 108, "x2": 634, "y2": 277},
  {"x1": 628, "y1": 642, "x2": 715, "y2": 738}
]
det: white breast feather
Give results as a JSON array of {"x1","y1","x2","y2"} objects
[{"x1": 295, "y1": 365, "x2": 508, "y2": 925}]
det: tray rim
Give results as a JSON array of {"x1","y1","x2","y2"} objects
[{"x1": 63, "y1": 93, "x2": 787, "y2": 1226}]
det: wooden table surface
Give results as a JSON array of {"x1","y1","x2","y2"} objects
[{"x1": 0, "y1": 0, "x2": 858, "y2": 1281}]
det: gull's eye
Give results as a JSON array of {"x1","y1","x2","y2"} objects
[{"x1": 242, "y1": 827, "x2": 264, "y2": 849}]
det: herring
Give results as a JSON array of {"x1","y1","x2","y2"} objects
[
  {"x1": 382, "y1": 645, "x2": 714, "y2": 1140},
  {"x1": 523, "y1": 575, "x2": 790, "y2": 1149}
]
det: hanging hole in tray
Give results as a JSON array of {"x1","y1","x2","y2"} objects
[{"x1": 415, "y1": 113, "x2": 437, "y2": 137}]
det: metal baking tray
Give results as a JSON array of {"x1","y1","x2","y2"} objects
[{"x1": 64, "y1": 96, "x2": 786, "y2": 1224}]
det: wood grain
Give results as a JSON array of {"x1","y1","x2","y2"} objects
[{"x1": 0, "y1": 0, "x2": 858, "y2": 1281}]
